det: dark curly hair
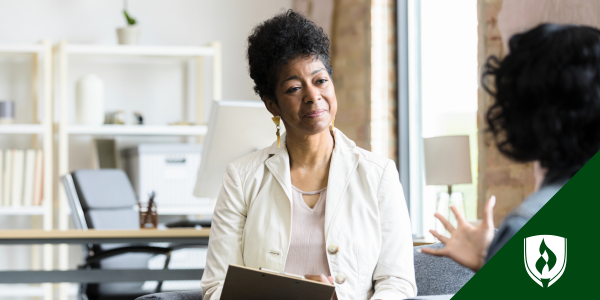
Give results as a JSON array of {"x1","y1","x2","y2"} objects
[
  {"x1": 247, "y1": 9, "x2": 333, "y2": 103},
  {"x1": 483, "y1": 23, "x2": 600, "y2": 183}
]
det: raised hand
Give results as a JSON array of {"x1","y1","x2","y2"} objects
[{"x1": 419, "y1": 196, "x2": 496, "y2": 272}]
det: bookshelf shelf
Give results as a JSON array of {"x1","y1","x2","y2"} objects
[
  {"x1": 0, "y1": 124, "x2": 44, "y2": 134},
  {"x1": 67, "y1": 125, "x2": 208, "y2": 136},
  {"x1": 66, "y1": 44, "x2": 216, "y2": 57},
  {"x1": 0, "y1": 206, "x2": 45, "y2": 216},
  {"x1": 0, "y1": 44, "x2": 45, "y2": 54}
]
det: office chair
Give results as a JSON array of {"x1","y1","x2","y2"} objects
[{"x1": 62, "y1": 169, "x2": 201, "y2": 300}]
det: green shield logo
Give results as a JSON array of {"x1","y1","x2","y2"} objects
[{"x1": 524, "y1": 235, "x2": 567, "y2": 288}]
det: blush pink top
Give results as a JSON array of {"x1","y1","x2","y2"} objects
[{"x1": 284, "y1": 185, "x2": 330, "y2": 277}]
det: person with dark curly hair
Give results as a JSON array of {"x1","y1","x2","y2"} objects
[
  {"x1": 421, "y1": 23, "x2": 600, "y2": 272},
  {"x1": 201, "y1": 9, "x2": 416, "y2": 300}
]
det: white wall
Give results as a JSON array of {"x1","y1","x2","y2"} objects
[{"x1": 0, "y1": 0, "x2": 291, "y2": 296}]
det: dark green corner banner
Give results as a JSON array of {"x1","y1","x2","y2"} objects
[{"x1": 452, "y1": 152, "x2": 600, "y2": 299}]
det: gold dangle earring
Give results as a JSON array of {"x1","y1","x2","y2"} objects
[
  {"x1": 330, "y1": 117, "x2": 335, "y2": 137},
  {"x1": 272, "y1": 116, "x2": 281, "y2": 148}
]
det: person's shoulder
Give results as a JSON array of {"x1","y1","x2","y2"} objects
[
  {"x1": 486, "y1": 181, "x2": 567, "y2": 261},
  {"x1": 336, "y1": 129, "x2": 392, "y2": 170},
  {"x1": 228, "y1": 146, "x2": 272, "y2": 176},
  {"x1": 511, "y1": 181, "x2": 565, "y2": 220},
  {"x1": 351, "y1": 146, "x2": 393, "y2": 170}
]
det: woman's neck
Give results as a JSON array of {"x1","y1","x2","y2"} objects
[{"x1": 285, "y1": 129, "x2": 334, "y2": 168}]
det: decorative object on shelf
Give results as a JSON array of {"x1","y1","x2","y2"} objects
[
  {"x1": 76, "y1": 74, "x2": 105, "y2": 125},
  {"x1": 117, "y1": 0, "x2": 140, "y2": 45},
  {"x1": 139, "y1": 191, "x2": 158, "y2": 229},
  {"x1": 423, "y1": 135, "x2": 472, "y2": 234},
  {"x1": 133, "y1": 111, "x2": 144, "y2": 125},
  {"x1": 105, "y1": 110, "x2": 126, "y2": 124},
  {"x1": 0, "y1": 100, "x2": 15, "y2": 124}
]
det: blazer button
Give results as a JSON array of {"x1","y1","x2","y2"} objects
[
  {"x1": 327, "y1": 244, "x2": 339, "y2": 255},
  {"x1": 335, "y1": 273, "x2": 346, "y2": 284}
]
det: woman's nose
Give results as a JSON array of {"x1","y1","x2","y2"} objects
[{"x1": 303, "y1": 84, "x2": 321, "y2": 103}]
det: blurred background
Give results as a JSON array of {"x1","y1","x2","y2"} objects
[{"x1": 1, "y1": 0, "x2": 595, "y2": 299}]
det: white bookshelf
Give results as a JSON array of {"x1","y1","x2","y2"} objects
[
  {"x1": 67, "y1": 124, "x2": 208, "y2": 136},
  {"x1": 0, "y1": 124, "x2": 45, "y2": 134},
  {"x1": 0, "y1": 44, "x2": 46, "y2": 54},
  {"x1": 55, "y1": 41, "x2": 222, "y2": 299},
  {"x1": 66, "y1": 44, "x2": 216, "y2": 57},
  {"x1": 0, "y1": 41, "x2": 54, "y2": 300},
  {"x1": 0, "y1": 206, "x2": 45, "y2": 215}
]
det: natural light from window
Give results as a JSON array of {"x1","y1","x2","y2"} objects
[{"x1": 420, "y1": 0, "x2": 478, "y2": 238}]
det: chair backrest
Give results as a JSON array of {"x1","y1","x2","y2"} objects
[
  {"x1": 413, "y1": 243, "x2": 475, "y2": 296},
  {"x1": 63, "y1": 169, "x2": 140, "y2": 230}
]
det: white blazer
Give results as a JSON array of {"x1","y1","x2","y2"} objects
[{"x1": 201, "y1": 129, "x2": 417, "y2": 300}]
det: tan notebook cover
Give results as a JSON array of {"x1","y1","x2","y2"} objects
[{"x1": 221, "y1": 264, "x2": 335, "y2": 300}]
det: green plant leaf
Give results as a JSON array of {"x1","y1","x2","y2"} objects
[{"x1": 123, "y1": 9, "x2": 136, "y2": 26}]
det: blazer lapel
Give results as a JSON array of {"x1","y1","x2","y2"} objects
[
  {"x1": 264, "y1": 132, "x2": 293, "y2": 205},
  {"x1": 325, "y1": 129, "x2": 359, "y2": 238}
]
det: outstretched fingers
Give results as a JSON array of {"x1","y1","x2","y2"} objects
[
  {"x1": 483, "y1": 195, "x2": 496, "y2": 229},
  {"x1": 434, "y1": 212, "x2": 456, "y2": 233},
  {"x1": 429, "y1": 229, "x2": 449, "y2": 244},
  {"x1": 419, "y1": 246, "x2": 448, "y2": 257},
  {"x1": 450, "y1": 205, "x2": 468, "y2": 226}
]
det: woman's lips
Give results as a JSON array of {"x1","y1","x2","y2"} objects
[{"x1": 304, "y1": 110, "x2": 326, "y2": 118}]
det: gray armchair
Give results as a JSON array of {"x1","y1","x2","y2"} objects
[{"x1": 135, "y1": 243, "x2": 474, "y2": 300}]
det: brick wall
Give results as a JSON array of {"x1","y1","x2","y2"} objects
[
  {"x1": 330, "y1": 0, "x2": 397, "y2": 163},
  {"x1": 330, "y1": 0, "x2": 372, "y2": 150},
  {"x1": 477, "y1": 0, "x2": 536, "y2": 225},
  {"x1": 387, "y1": 0, "x2": 397, "y2": 163}
]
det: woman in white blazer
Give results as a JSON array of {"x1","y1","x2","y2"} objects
[{"x1": 201, "y1": 10, "x2": 416, "y2": 300}]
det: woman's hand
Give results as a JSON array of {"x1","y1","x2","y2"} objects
[
  {"x1": 305, "y1": 274, "x2": 334, "y2": 285},
  {"x1": 420, "y1": 196, "x2": 496, "y2": 272}
]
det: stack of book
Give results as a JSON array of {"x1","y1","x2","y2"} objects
[{"x1": 0, "y1": 149, "x2": 44, "y2": 207}]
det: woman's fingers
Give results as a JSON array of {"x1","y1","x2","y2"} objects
[
  {"x1": 305, "y1": 274, "x2": 332, "y2": 284},
  {"x1": 450, "y1": 205, "x2": 468, "y2": 226},
  {"x1": 419, "y1": 246, "x2": 447, "y2": 257},
  {"x1": 434, "y1": 212, "x2": 456, "y2": 233},
  {"x1": 429, "y1": 229, "x2": 449, "y2": 244},
  {"x1": 326, "y1": 276, "x2": 334, "y2": 284},
  {"x1": 482, "y1": 195, "x2": 496, "y2": 229}
]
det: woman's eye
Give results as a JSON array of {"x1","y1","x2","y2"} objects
[
  {"x1": 317, "y1": 78, "x2": 328, "y2": 84},
  {"x1": 287, "y1": 87, "x2": 300, "y2": 93}
]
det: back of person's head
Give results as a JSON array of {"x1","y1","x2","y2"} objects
[{"x1": 483, "y1": 23, "x2": 600, "y2": 183}]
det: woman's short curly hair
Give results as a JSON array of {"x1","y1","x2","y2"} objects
[
  {"x1": 247, "y1": 9, "x2": 332, "y2": 103},
  {"x1": 483, "y1": 23, "x2": 600, "y2": 183}
]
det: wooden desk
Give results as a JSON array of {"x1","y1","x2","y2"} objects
[
  {"x1": 0, "y1": 228, "x2": 210, "y2": 245},
  {"x1": 0, "y1": 228, "x2": 208, "y2": 284},
  {"x1": 0, "y1": 229, "x2": 433, "y2": 284}
]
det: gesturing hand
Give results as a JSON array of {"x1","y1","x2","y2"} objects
[{"x1": 420, "y1": 196, "x2": 496, "y2": 272}]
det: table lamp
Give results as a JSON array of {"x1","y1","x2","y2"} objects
[{"x1": 423, "y1": 135, "x2": 472, "y2": 231}]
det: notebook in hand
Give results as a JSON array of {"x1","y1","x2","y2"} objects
[{"x1": 221, "y1": 264, "x2": 335, "y2": 300}]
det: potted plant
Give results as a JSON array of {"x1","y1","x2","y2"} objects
[{"x1": 116, "y1": 1, "x2": 140, "y2": 45}]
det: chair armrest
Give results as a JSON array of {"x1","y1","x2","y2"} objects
[{"x1": 81, "y1": 245, "x2": 173, "y2": 268}]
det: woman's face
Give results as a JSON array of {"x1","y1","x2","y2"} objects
[{"x1": 264, "y1": 56, "x2": 337, "y2": 137}]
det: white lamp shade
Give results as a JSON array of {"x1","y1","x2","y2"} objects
[{"x1": 423, "y1": 135, "x2": 472, "y2": 186}]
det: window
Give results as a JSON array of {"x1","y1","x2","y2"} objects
[{"x1": 399, "y1": 0, "x2": 478, "y2": 238}]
